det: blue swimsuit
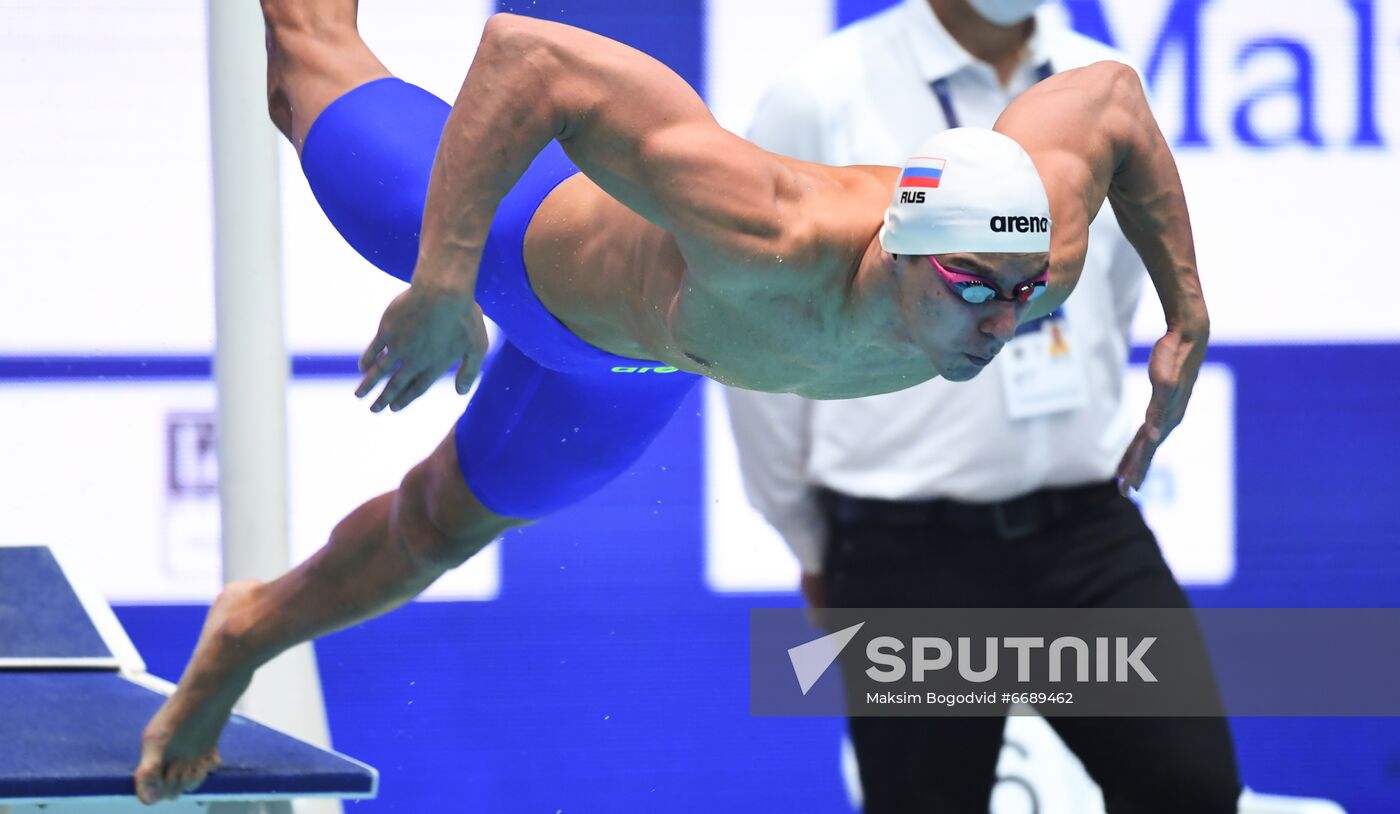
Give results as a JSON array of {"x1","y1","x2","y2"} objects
[{"x1": 300, "y1": 78, "x2": 699, "y2": 517}]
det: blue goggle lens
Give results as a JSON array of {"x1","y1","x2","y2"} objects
[
  {"x1": 957, "y1": 283, "x2": 997, "y2": 304},
  {"x1": 1018, "y1": 282, "x2": 1047, "y2": 304}
]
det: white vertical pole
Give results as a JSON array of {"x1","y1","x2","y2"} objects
[{"x1": 206, "y1": 4, "x2": 340, "y2": 814}]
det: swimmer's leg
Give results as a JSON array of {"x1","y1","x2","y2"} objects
[
  {"x1": 141, "y1": 16, "x2": 507, "y2": 773},
  {"x1": 264, "y1": 0, "x2": 451, "y2": 284},
  {"x1": 135, "y1": 338, "x2": 699, "y2": 800},
  {"x1": 261, "y1": 0, "x2": 391, "y2": 150},
  {"x1": 136, "y1": 424, "x2": 529, "y2": 804}
]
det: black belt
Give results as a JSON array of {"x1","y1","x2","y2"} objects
[{"x1": 818, "y1": 481, "x2": 1120, "y2": 541}]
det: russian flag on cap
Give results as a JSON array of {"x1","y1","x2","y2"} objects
[{"x1": 899, "y1": 156, "x2": 946, "y2": 189}]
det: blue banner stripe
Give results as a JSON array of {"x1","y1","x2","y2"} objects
[
  {"x1": 0, "y1": 355, "x2": 365, "y2": 381},
  {"x1": 901, "y1": 167, "x2": 943, "y2": 179},
  {"x1": 0, "y1": 344, "x2": 1330, "y2": 381}
]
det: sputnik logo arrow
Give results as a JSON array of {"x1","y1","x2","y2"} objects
[{"x1": 787, "y1": 622, "x2": 864, "y2": 695}]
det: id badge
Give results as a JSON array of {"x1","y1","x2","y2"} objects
[{"x1": 999, "y1": 310, "x2": 1089, "y2": 420}]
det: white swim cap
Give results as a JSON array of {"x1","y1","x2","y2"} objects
[{"x1": 878, "y1": 128, "x2": 1052, "y2": 256}]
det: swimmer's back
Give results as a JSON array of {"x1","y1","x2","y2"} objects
[{"x1": 520, "y1": 155, "x2": 920, "y2": 395}]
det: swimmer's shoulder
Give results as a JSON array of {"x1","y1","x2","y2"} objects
[
  {"x1": 663, "y1": 156, "x2": 885, "y2": 296},
  {"x1": 790, "y1": 161, "x2": 898, "y2": 232},
  {"x1": 762, "y1": 157, "x2": 895, "y2": 243}
]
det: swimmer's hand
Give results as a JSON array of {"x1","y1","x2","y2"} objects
[
  {"x1": 356, "y1": 283, "x2": 489, "y2": 412},
  {"x1": 1116, "y1": 321, "x2": 1208, "y2": 494}
]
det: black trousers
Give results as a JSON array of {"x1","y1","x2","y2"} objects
[{"x1": 821, "y1": 482, "x2": 1241, "y2": 814}]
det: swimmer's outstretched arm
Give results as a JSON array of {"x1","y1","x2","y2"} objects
[
  {"x1": 995, "y1": 61, "x2": 1209, "y2": 492},
  {"x1": 357, "y1": 12, "x2": 808, "y2": 412}
]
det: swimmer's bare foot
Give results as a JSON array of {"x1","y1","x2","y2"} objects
[{"x1": 134, "y1": 580, "x2": 264, "y2": 805}]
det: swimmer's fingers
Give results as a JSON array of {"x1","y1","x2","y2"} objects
[
  {"x1": 358, "y1": 296, "x2": 403, "y2": 387},
  {"x1": 1117, "y1": 373, "x2": 1173, "y2": 492},
  {"x1": 1115, "y1": 421, "x2": 1162, "y2": 495},
  {"x1": 454, "y1": 350, "x2": 483, "y2": 395},
  {"x1": 370, "y1": 360, "x2": 425, "y2": 413},
  {"x1": 1117, "y1": 327, "x2": 1206, "y2": 493},
  {"x1": 386, "y1": 351, "x2": 478, "y2": 411},
  {"x1": 362, "y1": 288, "x2": 486, "y2": 411},
  {"x1": 359, "y1": 286, "x2": 424, "y2": 405},
  {"x1": 389, "y1": 371, "x2": 437, "y2": 412},
  {"x1": 359, "y1": 334, "x2": 389, "y2": 376},
  {"x1": 454, "y1": 305, "x2": 489, "y2": 395},
  {"x1": 356, "y1": 346, "x2": 401, "y2": 401}
]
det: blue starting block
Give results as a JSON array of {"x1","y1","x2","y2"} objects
[{"x1": 0, "y1": 545, "x2": 376, "y2": 813}]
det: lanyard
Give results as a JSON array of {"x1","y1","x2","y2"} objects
[{"x1": 930, "y1": 60, "x2": 1054, "y2": 129}]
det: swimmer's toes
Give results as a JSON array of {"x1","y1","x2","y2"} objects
[
  {"x1": 134, "y1": 770, "x2": 160, "y2": 805},
  {"x1": 135, "y1": 735, "x2": 169, "y2": 803},
  {"x1": 175, "y1": 761, "x2": 209, "y2": 796},
  {"x1": 137, "y1": 773, "x2": 170, "y2": 804}
]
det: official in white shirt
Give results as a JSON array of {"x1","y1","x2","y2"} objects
[{"x1": 725, "y1": 1, "x2": 1240, "y2": 812}]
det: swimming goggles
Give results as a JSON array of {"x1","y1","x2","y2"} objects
[{"x1": 926, "y1": 254, "x2": 1049, "y2": 305}]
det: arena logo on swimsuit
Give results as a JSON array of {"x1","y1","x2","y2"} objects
[{"x1": 611, "y1": 365, "x2": 681, "y2": 374}]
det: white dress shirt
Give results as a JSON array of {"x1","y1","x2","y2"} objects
[{"x1": 724, "y1": 0, "x2": 1148, "y2": 573}]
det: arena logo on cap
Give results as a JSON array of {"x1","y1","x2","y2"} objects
[{"x1": 989, "y1": 215, "x2": 1050, "y2": 234}]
